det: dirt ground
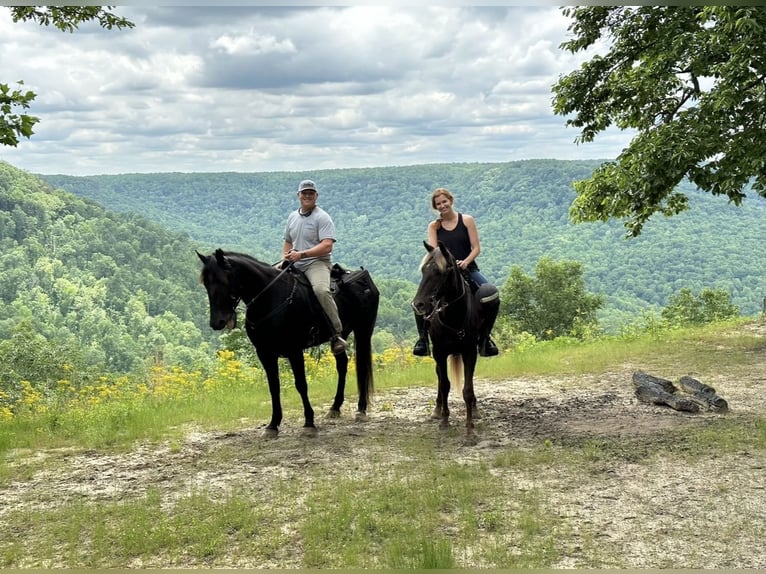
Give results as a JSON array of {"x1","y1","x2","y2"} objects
[{"x1": 3, "y1": 323, "x2": 766, "y2": 568}]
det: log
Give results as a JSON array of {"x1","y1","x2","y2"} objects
[
  {"x1": 632, "y1": 371, "x2": 677, "y2": 394},
  {"x1": 632, "y1": 371, "x2": 700, "y2": 413},
  {"x1": 679, "y1": 375, "x2": 729, "y2": 413},
  {"x1": 634, "y1": 383, "x2": 700, "y2": 412}
]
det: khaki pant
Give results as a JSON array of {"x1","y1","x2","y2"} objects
[{"x1": 302, "y1": 259, "x2": 343, "y2": 335}]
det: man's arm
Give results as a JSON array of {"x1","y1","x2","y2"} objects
[{"x1": 284, "y1": 238, "x2": 334, "y2": 263}]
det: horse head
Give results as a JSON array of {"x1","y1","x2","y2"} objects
[
  {"x1": 197, "y1": 249, "x2": 240, "y2": 330},
  {"x1": 412, "y1": 240, "x2": 458, "y2": 316}
]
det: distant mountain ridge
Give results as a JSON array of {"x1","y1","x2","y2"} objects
[{"x1": 40, "y1": 159, "x2": 766, "y2": 327}]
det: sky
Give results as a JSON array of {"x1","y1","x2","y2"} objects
[{"x1": 0, "y1": 5, "x2": 633, "y2": 176}]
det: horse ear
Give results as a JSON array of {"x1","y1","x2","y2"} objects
[
  {"x1": 196, "y1": 250, "x2": 207, "y2": 264},
  {"x1": 437, "y1": 241, "x2": 451, "y2": 260},
  {"x1": 214, "y1": 249, "x2": 227, "y2": 266},
  {"x1": 423, "y1": 240, "x2": 434, "y2": 252}
]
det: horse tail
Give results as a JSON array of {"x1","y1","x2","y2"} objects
[
  {"x1": 448, "y1": 354, "x2": 464, "y2": 393},
  {"x1": 354, "y1": 327, "x2": 375, "y2": 404},
  {"x1": 335, "y1": 267, "x2": 378, "y2": 412}
]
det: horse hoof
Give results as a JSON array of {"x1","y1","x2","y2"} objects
[
  {"x1": 354, "y1": 410, "x2": 369, "y2": 423},
  {"x1": 430, "y1": 408, "x2": 442, "y2": 420},
  {"x1": 439, "y1": 420, "x2": 450, "y2": 431},
  {"x1": 302, "y1": 426, "x2": 318, "y2": 438},
  {"x1": 262, "y1": 428, "x2": 279, "y2": 439},
  {"x1": 326, "y1": 408, "x2": 341, "y2": 419},
  {"x1": 463, "y1": 432, "x2": 478, "y2": 447},
  {"x1": 471, "y1": 406, "x2": 481, "y2": 420}
]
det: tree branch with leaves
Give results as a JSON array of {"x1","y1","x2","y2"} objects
[
  {"x1": 1, "y1": 6, "x2": 134, "y2": 148},
  {"x1": 553, "y1": 6, "x2": 766, "y2": 236}
]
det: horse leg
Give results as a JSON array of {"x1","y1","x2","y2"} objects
[
  {"x1": 433, "y1": 355, "x2": 450, "y2": 429},
  {"x1": 430, "y1": 388, "x2": 445, "y2": 420},
  {"x1": 287, "y1": 351, "x2": 317, "y2": 437},
  {"x1": 463, "y1": 349, "x2": 479, "y2": 445},
  {"x1": 327, "y1": 351, "x2": 348, "y2": 419},
  {"x1": 257, "y1": 351, "x2": 282, "y2": 439},
  {"x1": 429, "y1": 356, "x2": 445, "y2": 420},
  {"x1": 352, "y1": 327, "x2": 375, "y2": 422}
]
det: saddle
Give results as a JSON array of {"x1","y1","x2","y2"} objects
[
  {"x1": 285, "y1": 262, "x2": 373, "y2": 297},
  {"x1": 282, "y1": 262, "x2": 375, "y2": 350}
]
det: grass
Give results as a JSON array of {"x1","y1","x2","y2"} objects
[
  {"x1": 0, "y1": 448, "x2": 566, "y2": 568},
  {"x1": 0, "y1": 486, "x2": 290, "y2": 568},
  {"x1": 1, "y1": 318, "x2": 766, "y2": 568}
]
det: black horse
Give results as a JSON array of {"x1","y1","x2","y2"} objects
[
  {"x1": 411, "y1": 241, "x2": 499, "y2": 443},
  {"x1": 197, "y1": 249, "x2": 379, "y2": 438}
]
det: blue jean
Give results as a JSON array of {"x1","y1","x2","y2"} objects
[{"x1": 468, "y1": 269, "x2": 488, "y2": 286}]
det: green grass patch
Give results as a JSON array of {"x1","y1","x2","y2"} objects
[
  {"x1": 300, "y1": 459, "x2": 563, "y2": 569},
  {"x1": 0, "y1": 485, "x2": 296, "y2": 568}
]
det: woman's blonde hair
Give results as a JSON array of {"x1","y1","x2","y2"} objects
[{"x1": 430, "y1": 187, "x2": 454, "y2": 210}]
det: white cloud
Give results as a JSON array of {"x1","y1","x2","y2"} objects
[
  {"x1": 0, "y1": 6, "x2": 631, "y2": 175},
  {"x1": 210, "y1": 32, "x2": 295, "y2": 57}
]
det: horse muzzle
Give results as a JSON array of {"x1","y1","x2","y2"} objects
[
  {"x1": 210, "y1": 313, "x2": 237, "y2": 331},
  {"x1": 411, "y1": 299, "x2": 430, "y2": 316}
]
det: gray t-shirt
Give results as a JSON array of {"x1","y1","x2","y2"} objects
[{"x1": 283, "y1": 206, "x2": 336, "y2": 268}]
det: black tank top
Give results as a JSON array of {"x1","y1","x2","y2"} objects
[{"x1": 436, "y1": 213, "x2": 478, "y2": 271}]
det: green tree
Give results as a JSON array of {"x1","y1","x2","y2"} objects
[
  {"x1": 552, "y1": 7, "x2": 766, "y2": 237},
  {"x1": 1, "y1": 6, "x2": 134, "y2": 147},
  {"x1": 501, "y1": 257, "x2": 604, "y2": 340},
  {"x1": 0, "y1": 319, "x2": 88, "y2": 407},
  {"x1": 661, "y1": 287, "x2": 740, "y2": 326}
]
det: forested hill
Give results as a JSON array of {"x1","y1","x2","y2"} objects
[
  {"x1": 41, "y1": 160, "x2": 766, "y2": 325},
  {"x1": 0, "y1": 162, "x2": 215, "y2": 373}
]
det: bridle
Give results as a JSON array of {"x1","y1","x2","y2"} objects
[
  {"x1": 424, "y1": 259, "x2": 470, "y2": 339},
  {"x1": 218, "y1": 259, "x2": 296, "y2": 323}
]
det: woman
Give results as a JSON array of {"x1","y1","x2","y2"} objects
[{"x1": 413, "y1": 187, "x2": 498, "y2": 357}]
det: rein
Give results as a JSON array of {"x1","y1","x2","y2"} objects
[
  {"x1": 245, "y1": 280, "x2": 298, "y2": 330},
  {"x1": 242, "y1": 261, "x2": 294, "y2": 308},
  {"x1": 226, "y1": 261, "x2": 295, "y2": 324}
]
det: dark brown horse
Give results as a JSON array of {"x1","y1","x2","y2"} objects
[
  {"x1": 198, "y1": 249, "x2": 379, "y2": 438},
  {"x1": 411, "y1": 241, "x2": 499, "y2": 444}
]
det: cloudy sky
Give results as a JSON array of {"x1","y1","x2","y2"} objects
[{"x1": 0, "y1": 6, "x2": 632, "y2": 176}]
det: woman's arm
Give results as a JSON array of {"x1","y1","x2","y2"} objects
[
  {"x1": 427, "y1": 220, "x2": 439, "y2": 248},
  {"x1": 459, "y1": 213, "x2": 481, "y2": 269}
]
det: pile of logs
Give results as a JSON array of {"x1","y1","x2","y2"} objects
[{"x1": 632, "y1": 371, "x2": 729, "y2": 413}]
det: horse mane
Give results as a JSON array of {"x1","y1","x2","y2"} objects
[
  {"x1": 419, "y1": 244, "x2": 449, "y2": 273},
  {"x1": 418, "y1": 251, "x2": 430, "y2": 271},
  {"x1": 198, "y1": 249, "x2": 279, "y2": 284},
  {"x1": 218, "y1": 250, "x2": 280, "y2": 274}
]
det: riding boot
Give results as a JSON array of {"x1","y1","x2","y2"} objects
[
  {"x1": 325, "y1": 312, "x2": 347, "y2": 355},
  {"x1": 331, "y1": 334, "x2": 347, "y2": 355},
  {"x1": 320, "y1": 309, "x2": 346, "y2": 355},
  {"x1": 478, "y1": 313, "x2": 499, "y2": 357},
  {"x1": 478, "y1": 335, "x2": 499, "y2": 357},
  {"x1": 412, "y1": 313, "x2": 430, "y2": 356}
]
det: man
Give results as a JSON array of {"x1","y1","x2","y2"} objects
[{"x1": 282, "y1": 179, "x2": 347, "y2": 355}]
